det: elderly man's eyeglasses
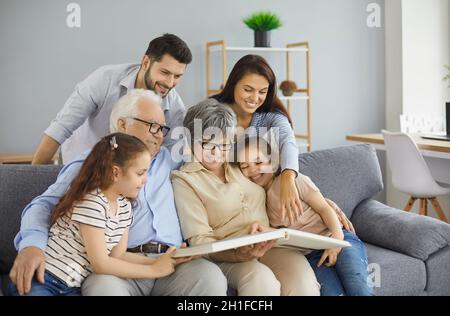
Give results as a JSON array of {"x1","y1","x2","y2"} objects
[
  {"x1": 201, "y1": 141, "x2": 234, "y2": 152},
  {"x1": 132, "y1": 117, "x2": 170, "y2": 137}
]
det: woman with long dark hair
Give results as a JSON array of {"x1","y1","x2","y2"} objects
[{"x1": 212, "y1": 54, "x2": 302, "y2": 225}]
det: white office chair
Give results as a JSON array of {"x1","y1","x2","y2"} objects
[{"x1": 382, "y1": 130, "x2": 450, "y2": 223}]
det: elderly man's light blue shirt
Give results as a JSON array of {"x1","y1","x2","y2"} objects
[
  {"x1": 14, "y1": 147, "x2": 183, "y2": 252},
  {"x1": 45, "y1": 63, "x2": 186, "y2": 163}
]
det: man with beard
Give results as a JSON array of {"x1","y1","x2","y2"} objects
[{"x1": 32, "y1": 33, "x2": 191, "y2": 164}]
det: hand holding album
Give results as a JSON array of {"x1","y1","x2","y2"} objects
[{"x1": 173, "y1": 228, "x2": 351, "y2": 258}]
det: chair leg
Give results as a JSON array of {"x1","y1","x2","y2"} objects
[
  {"x1": 404, "y1": 197, "x2": 417, "y2": 212},
  {"x1": 429, "y1": 198, "x2": 449, "y2": 223},
  {"x1": 419, "y1": 199, "x2": 426, "y2": 216}
]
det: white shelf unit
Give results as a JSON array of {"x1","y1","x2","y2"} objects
[
  {"x1": 279, "y1": 96, "x2": 310, "y2": 101},
  {"x1": 208, "y1": 46, "x2": 309, "y2": 53},
  {"x1": 206, "y1": 40, "x2": 311, "y2": 151}
]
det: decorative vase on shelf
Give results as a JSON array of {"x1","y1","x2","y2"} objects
[
  {"x1": 279, "y1": 80, "x2": 298, "y2": 97},
  {"x1": 281, "y1": 90, "x2": 295, "y2": 97},
  {"x1": 243, "y1": 11, "x2": 282, "y2": 48}
]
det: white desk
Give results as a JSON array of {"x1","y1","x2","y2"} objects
[{"x1": 346, "y1": 134, "x2": 450, "y2": 185}]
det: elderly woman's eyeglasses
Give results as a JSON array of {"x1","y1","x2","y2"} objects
[
  {"x1": 201, "y1": 141, "x2": 234, "y2": 152},
  {"x1": 131, "y1": 117, "x2": 170, "y2": 137}
]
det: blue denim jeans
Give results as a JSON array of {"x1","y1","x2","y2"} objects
[
  {"x1": 306, "y1": 230, "x2": 373, "y2": 296},
  {"x1": 8, "y1": 271, "x2": 81, "y2": 296}
]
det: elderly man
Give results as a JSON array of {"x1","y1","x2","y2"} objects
[
  {"x1": 32, "y1": 33, "x2": 191, "y2": 164},
  {"x1": 10, "y1": 89, "x2": 227, "y2": 296}
]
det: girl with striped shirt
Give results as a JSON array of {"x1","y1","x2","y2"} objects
[{"x1": 9, "y1": 133, "x2": 177, "y2": 296}]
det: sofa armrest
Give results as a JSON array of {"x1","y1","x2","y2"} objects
[
  {"x1": 351, "y1": 200, "x2": 450, "y2": 261},
  {"x1": 426, "y1": 246, "x2": 450, "y2": 295}
]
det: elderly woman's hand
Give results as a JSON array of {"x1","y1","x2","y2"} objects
[
  {"x1": 248, "y1": 222, "x2": 276, "y2": 234},
  {"x1": 280, "y1": 170, "x2": 303, "y2": 226},
  {"x1": 234, "y1": 222, "x2": 277, "y2": 262},
  {"x1": 235, "y1": 240, "x2": 277, "y2": 262}
]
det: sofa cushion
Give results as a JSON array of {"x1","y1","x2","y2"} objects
[
  {"x1": 0, "y1": 165, "x2": 62, "y2": 274},
  {"x1": 298, "y1": 144, "x2": 383, "y2": 218},
  {"x1": 366, "y1": 243, "x2": 426, "y2": 296},
  {"x1": 352, "y1": 200, "x2": 450, "y2": 261},
  {"x1": 424, "y1": 246, "x2": 450, "y2": 296}
]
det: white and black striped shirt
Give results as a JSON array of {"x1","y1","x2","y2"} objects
[{"x1": 45, "y1": 189, "x2": 133, "y2": 287}]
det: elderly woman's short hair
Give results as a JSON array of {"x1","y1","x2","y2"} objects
[
  {"x1": 110, "y1": 89, "x2": 161, "y2": 132},
  {"x1": 183, "y1": 98, "x2": 236, "y2": 145}
]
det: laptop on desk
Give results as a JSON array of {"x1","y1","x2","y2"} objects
[
  {"x1": 420, "y1": 103, "x2": 450, "y2": 142},
  {"x1": 421, "y1": 133, "x2": 450, "y2": 142}
]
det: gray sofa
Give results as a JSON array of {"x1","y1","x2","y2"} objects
[{"x1": 1, "y1": 144, "x2": 450, "y2": 296}]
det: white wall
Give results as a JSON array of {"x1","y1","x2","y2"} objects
[
  {"x1": 385, "y1": 0, "x2": 403, "y2": 132},
  {"x1": 384, "y1": 0, "x2": 404, "y2": 212},
  {"x1": 0, "y1": 0, "x2": 385, "y2": 156},
  {"x1": 385, "y1": 0, "x2": 450, "y2": 219},
  {"x1": 402, "y1": 0, "x2": 450, "y2": 117}
]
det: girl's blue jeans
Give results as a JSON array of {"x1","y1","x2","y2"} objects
[
  {"x1": 306, "y1": 229, "x2": 373, "y2": 296},
  {"x1": 8, "y1": 271, "x2": 81, "y2": 296}
]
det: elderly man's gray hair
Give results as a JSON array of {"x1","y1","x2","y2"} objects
[
  {"x1": 110, "y1": 89, "x2": 161, "y2": 132},
  {"x1": 183, "y1": 98, "x2": 236, "y2": 144}
]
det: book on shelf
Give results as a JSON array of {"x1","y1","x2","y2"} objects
[{"x1": 173, "y1": 228, "x2": 351, "y2": 258}]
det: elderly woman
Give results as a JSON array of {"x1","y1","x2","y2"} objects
[{"x1": 170, "y1": 99, "x2": 320, "y2": 296}]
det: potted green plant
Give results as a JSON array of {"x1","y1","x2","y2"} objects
[
  {"x1": 279, "y1": 80, "x2": 298, "y2": 97},
  {"x1": 243, "y1": 11, "x2": 282, "y2": 47}
]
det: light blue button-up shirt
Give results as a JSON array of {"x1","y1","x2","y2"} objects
[
  {"x1": 45, "y1": 63, "x2": 186, "y2": 163},
  {"x1": 14, "y1": 146, "x2": 183, "y2": 252}
]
